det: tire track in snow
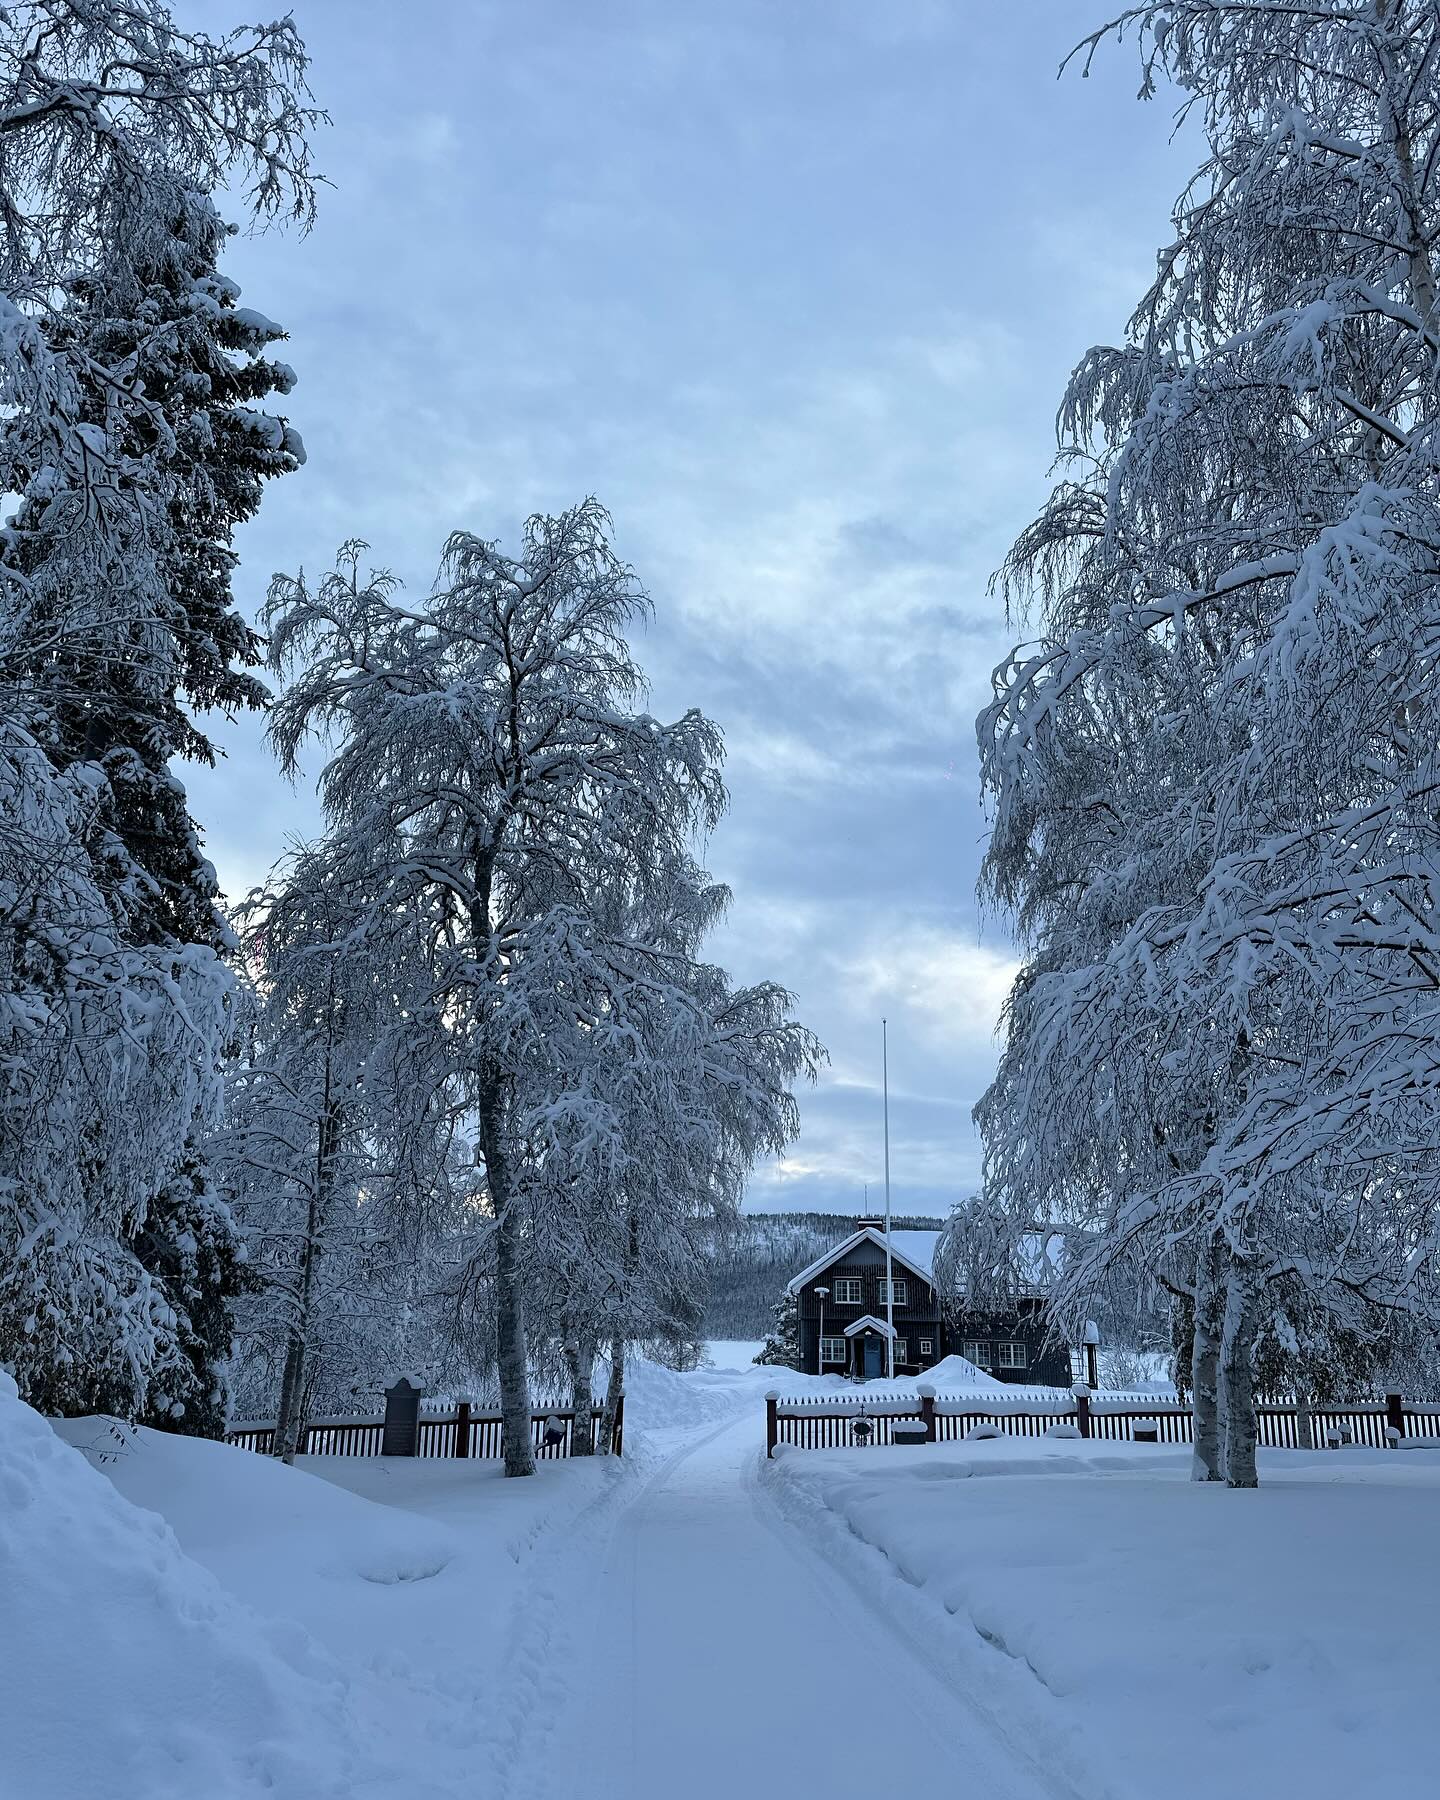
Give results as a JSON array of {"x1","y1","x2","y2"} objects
[
  {"x1": 502, "y1": 1412, "x2": 1073, "y2": 1800},
  {"x1": 754, "y1": 1448, "x2": 1100, "y2": 1800},
  {"x1": 477, "y1": 1413, "x2": 750, "y2": 1800}
]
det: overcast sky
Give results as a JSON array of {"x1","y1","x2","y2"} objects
[{"x1": 188, "y1": 0, "x2": 1196, "y2": 1221}]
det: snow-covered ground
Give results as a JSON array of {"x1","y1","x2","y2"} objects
[
  {"x1": 768, "y1": 1434, "x2": 1440, "y2": 1800},
  {"x1": 13, "y1": 1357, "x2": 1436, "y2": 1799},
  {"x1": 2, "y1": 1370, "x2": 437, "y2": 1800}
]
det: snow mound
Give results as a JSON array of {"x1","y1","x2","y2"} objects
[
  {"x1": 0, "y1": 1373, "x2": 396, "y2": 1800},
  {"x1": 919, "y1": 1353, "x2": 1003, "y2": 1391},
  {"x1": 54, "y1": 1414, "x2": 458, "y2": 1594}
]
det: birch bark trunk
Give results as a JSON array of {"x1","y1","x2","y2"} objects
[
  {"x1": 1220, "y1": 1270, "x2": 1262, "y2": 1488},
  {"x1": 1377, "y1": 0, "x2": 1439, "y2": 338},
  {"x1": 1190, "y1": 1233, "x2": 1226, "y2": 1482},
  {"x1": 565, "y1": 1333, "x2": 597, "y2": 1455},
  {"x1": 470, "y1": 846, "x2": 535, "y2": 1478},
  {"x1": 273, "y1": 1335, "x2": 302, "y2": 1459},
  {"x1": 483, "y1": 1099, "x2": 535, "y2": 1478},
  {"x1": 598, "y1": 1334, "x2": 625, "y2": 1455},
  {"x1": 274, "y1": 1007, "x2": 343, "y2": 1465}
]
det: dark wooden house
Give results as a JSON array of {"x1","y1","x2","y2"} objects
[{"x1": 785, "y1": 1219, "x2": 1072, "y2": 1386}]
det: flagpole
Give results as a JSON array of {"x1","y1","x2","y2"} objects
[{"x1": 883, "y1": 1017, "x2": 894, "y2": 1377}]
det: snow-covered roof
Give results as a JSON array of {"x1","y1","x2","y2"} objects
[
  {"x1": 785, "y1": 1226, "x2": 940, "y2": 1296},
  {"x1": 841, "y1": 1314, "x2": 897, "y2": 1339}
]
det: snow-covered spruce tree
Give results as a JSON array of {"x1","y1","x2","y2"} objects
[
  {"x1": 264, "y1": 511, "x2": 736, "y2": 1476},
  {"x1": 755, "y1": 1293, "x2": 801, "y2": 1370},
  {"x1": 0, "y1": 2, "x2": 319, "y2": 1422},
  {"x1": 41, "y1": 193, "x2": 306, "y2": 1431},
  {"x1": 976, "y1": 0, "x2": 1440, "y2": 1487},
  {"x1": 0, "y1": 721, "x2": 232, "y2": 1419}
]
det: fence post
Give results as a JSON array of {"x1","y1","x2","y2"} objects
[
  {"x1": 1386, "y1": 1391, "x2": 1404, "y2": 1446},
  {"x1": 1072, "y1": 1381, "x2": 1092, "y2": 1439},
  {"x1": 453, "y1": 1401, "x2": 471, "y2": 1458},
  {"x1": 613, "y1": 1393, "x2": 624, "y2": 1457},
  {"x1": 918, "y1": 1383, "x2": 937, "y2": 1442},
  {"x1": 766, "y1": 1390, "x2": 779, "y2": 1459}
]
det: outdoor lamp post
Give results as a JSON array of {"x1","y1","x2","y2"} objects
[
  {"x1": 1083, "y1": 1320, "x2": 1101, "y2": 1390},
  {"x1": 815, "y1": 1286, "x2": 829, "y2": 1377}
]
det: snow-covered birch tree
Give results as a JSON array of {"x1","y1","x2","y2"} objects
[
  {"x1": 216, "y1": 850, "x2": 380, "y2": 1460},
  {"x1": 263, "y1": 507, "x2": 782, "y2": 1476},
  {"x1": 512, "y1": 853, "x2": 821, "y2": 1451},
  {"x1": 976, "y1": 0, "x2": 1440, "y2": 1486}
]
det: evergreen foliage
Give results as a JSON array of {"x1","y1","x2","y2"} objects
[
  {"x1": 754, "y1": 1292, "x2": 800, "y2": 1369},
  {"x1": 0, "y1": 0, "x2": 319, "y2": 1423}
]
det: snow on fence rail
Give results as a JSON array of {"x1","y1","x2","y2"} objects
[
  {"x1": 764, "y1": 1387, "x2": 1428, "y2": 1456},
  {"x1": 225, "y1": 1399, "x2": 620, "y2": 1460}
]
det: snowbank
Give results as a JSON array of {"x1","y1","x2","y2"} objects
[
  {"x1": 762, "y1": 1351, "x2": 1003, "y2": 1401},
  {"x1": 769, "y1": 1436, "x2": 1440, "y2": 1800},
  {"x1": 0, "y1": 1375, "x2": 398, "y2": 1800},
  {"x1": 53, "y1": 1413, "x2": 458, "y2": 1592},
  {"x1": 918, "y1": 1352, "x2": 1002, "y2": 1390},
  {"x1": 623, "y1": 1353, "x2": 773, "y2": 1436}
]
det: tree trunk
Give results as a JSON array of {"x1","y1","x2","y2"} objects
[
  {"x1": 272, "y1": 1333, "x2": 302, "y2": 1459},
  {"x1": 565, "y1": 1333, "x2": 597, "y2": 1455},
  {"x1": 1220, "y1": 1270, "x2": 1262, "y2": 1489},
  {"x1": 1377, "y1": 3, "x2": 1439, "y2": 337},
  {"x1": 598, "y1": 1334, "x2": 625, "y2": 1455},
  {"x1": 478, "y1": 1087, "x2": 534, "y2": 1478},
  {"x1": 1190, "y1": 1233, "x2": 1225, "y2": 1483},
  {"x1": 471, "y1": 848, "x2": 534, "y2": 1478},
  {"x1": 274, "y1": 1083, "x2": 341, "y2": 1463}
]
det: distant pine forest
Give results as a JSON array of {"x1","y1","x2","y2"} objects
[{"x1": 700, "y1": 1212, "x2": 944, "y2": 1340}]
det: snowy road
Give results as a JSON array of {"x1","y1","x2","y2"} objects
[{"x1": 495, "y1": 1414, "x2": 1069, "y2": 1800}]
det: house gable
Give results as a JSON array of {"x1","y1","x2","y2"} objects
[
  {"x1": 785, "y1": 1227, "x2": 938, "y2": 1297},
  {"x1": 841, "y1": 1314, "x2": 896, "y2": 1339}
]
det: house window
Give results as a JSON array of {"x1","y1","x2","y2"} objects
[
  {"x1": 964, "y1": 1340, "x2": 992, "y2": 1368},
  {"x1": 997, "y1": 1341, "x2": 1028, "y2": 1369},
  {"x1": 893, "y1": 1338, "x2": 909, "y2": 1364},
  {"x1": 832, "y1": 1278, "x2": 864, "y2": 1306},
  {"x1": 918, "y1": 1338, "x2": 934, "y2": 1358},
  {"x1": 877, "y1": 1278, "x2": 908, "y2": 1307},
  {"x1": 819, "y1": 1336, "x2": 846, "y2": 1365}
]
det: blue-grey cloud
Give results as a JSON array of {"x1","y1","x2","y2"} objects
[{"x1": 187, "y1": 0, "x2": 1197, "y2": 1220}]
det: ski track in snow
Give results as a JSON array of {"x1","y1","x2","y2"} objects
[{"x1": 493, "y1": 1412, "x2": 1070, "y2": 1800}]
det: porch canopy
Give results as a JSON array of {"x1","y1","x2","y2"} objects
[{"x1": 842, "y1": 1315, "x2": 897, "y2": 1339}]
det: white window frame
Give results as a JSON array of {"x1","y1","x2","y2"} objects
[
  {"x1": 918, "y1": 1337, "x2": 934, "y2": 1358},
  {"x1": 997, "y1": 1341, "x2": 1028, "y2": 1369},
  {"x1": 819, "y1": 1336, "x2": 847, "y2": 1365},
  {"x1": 964, "y1": 1340, "x2": 993, "y2": 1368},
  {"x1": 832, "y1": 1278, "x2": 864, "y2": 1306},
  {"x1": 876, "y1": 1277, "x2": 908, "y2": 1307},
  {"x1": 893, "y1": 1338, "x2": 909, "y2": 1365}
]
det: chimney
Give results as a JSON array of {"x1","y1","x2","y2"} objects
[{"x1": 856, "y1": 1216, "x2": 885, "y2": 1231}]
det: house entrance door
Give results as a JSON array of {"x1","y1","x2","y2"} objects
[{"x1": 862, "y1": 1335, "x2": 883, "y2": 1379}]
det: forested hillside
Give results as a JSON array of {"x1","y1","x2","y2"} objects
[{"x1": 701, "y1": 1213, "x2": 942, "y2": 1340}]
